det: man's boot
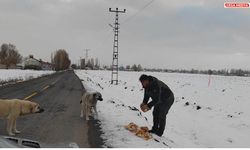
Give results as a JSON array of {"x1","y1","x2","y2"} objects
[{"x1": 149, "y1": 129, "x2": 157, "y2": 134}]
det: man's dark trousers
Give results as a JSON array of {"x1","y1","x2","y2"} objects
[{"x1": 152, "y1": 94, "x2": 174, "y2": 136}]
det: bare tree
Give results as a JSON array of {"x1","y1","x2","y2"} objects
[
  {"x1": 137, "y1": 64, "x2": 143, "y2": 71},
  {"x1": 0, "y1": 43, "x2": 22, "y2": 69},
  {"x1": 52, "y1": 49, "x2": 71, "y2": 71},
  {"x1": 131, "y1": 64, "x2": 138, "y2": 71},
  {"x1": 126, "y1": 65, "x2": 130, "y2": 70}
]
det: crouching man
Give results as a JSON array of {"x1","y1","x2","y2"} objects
[{"x1": 139, "y1": 74, "x2": 174, "y2": 137}]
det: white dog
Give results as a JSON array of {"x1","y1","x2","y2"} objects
[{"x1": 80, "y1": 91, "x2": 103, "y2": 120}]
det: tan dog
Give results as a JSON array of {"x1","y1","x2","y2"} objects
[{"x1": 0, "y1": 99, "x2": 44, "y2": 136}]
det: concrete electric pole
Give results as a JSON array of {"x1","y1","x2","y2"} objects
[{"x1": 109, "y1": 7, "x2": 126, "y2": 85}]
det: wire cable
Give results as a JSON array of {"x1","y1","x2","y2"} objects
[{"x1": 121, "y1": 0, "x2": 155, "y2": 24}]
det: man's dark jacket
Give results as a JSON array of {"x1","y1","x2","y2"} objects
[{"x1": 143, "y1": 76, "x2": 174, "y2": 109}]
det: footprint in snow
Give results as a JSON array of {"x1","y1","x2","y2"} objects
[
  {"x1": 196, "y1": 106, "x2": 202, "y2": 110},
  {"x1": 108, "y1": 100, "x2": 116, "y2": 104},
  {"x1": 184, "y1": 102, "x2": 189, "y2": 106},
  {"x1": 227, "y1": 138, "x2": 233, "y2": 143}
]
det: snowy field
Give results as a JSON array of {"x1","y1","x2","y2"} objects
[
  {"x1": 0, "y1": 69, "x2": 55, "y2": 85},
  {"x1": 75, "y1": 70, "x2": 250, "y2": 148}
]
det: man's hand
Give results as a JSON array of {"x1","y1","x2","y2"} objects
[
  {"x1": 140, "y1": 103, "x2": 146, "y2": 111},
  {"x1": 140, "y1": 103, "x2": 150, "y2": 112},
  {"x1": 140, "y1": 103, "x2": 145, "y2": 108}
]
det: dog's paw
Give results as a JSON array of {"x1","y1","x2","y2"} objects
[
  {"x1": 80, "y1": 114, "x2": 83, "y2": 118},
  {"x1": 86, "y1": 117, "x2": 90, "y2": 121},
  {"x1": 8, "y1": 132, "x2": 15, "y2": 136},
  {"x1": 14, "y1": 130, "x2": 21, "y2": 134}
]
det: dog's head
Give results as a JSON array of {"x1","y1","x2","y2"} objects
[
  {"x1": 93, "y1": 92, "x2": 103, "y2": 101},
  {"x1": 29, "y1": 101, "x2": 45, "y2": 113},
  {"x1": 20, "y1": 100, "x2": 45, "y2": 115},
  {"x1": 87, "y1": 92, "x2": 103, "y2": 107},
  {"x1": 32, "y1": 103, "x2": 44, "y2": 113}
]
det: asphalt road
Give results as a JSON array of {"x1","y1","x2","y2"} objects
[{"x1": 0, "y1": 70, "x2": 104, "y2": 148}]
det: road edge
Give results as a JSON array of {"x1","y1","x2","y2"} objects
[{"x1": 72, "y1": 70, "x2": 105, "y2": 148}]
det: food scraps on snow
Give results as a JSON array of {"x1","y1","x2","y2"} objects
[{"x1": 124, "y1": 122, "x2": 153, "y2": 140}]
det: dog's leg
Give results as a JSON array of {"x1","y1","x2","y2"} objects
[
  {"x1": 85, "y1": 106, "x2": 90, "y2": 121},
  {"x1": 80, "y1": 98, "x2": 84, "y2": 118},
  {"x1": 94, "y1": 106, "x2": 98, "y2": 120},
  {"x1": 7, "y1": 118, "x2": 15, "y2": 136},
  {"x1": 83, "y1": 105, "x2": 86, "y2": 118},
  {"x1": 80, "y1": 109, "x2": 84, "y2": 118},
  {"x1": 80, "y1": 106, "x2": 84, "y2": 118},
  {"x1": 13, "y1": 119, "x2": 21, "y2": 134}
]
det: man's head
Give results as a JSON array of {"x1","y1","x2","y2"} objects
[{"x1": 139, "y1": 74, "x2": 150, "y2": 88}]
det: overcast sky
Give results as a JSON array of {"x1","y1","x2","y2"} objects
[{"x1": 0, "y1": 0, "x2": 250, "y2": 70}]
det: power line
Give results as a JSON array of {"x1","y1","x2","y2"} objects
[
  {"x1": 97, "y1": 0, "x2": 155, "y2": 50},
  {"x1": 98, "y1": 0, "x2": 155, "y2": 47},
  {"x1": 94, "y1": 1, "x2": 155, "y2": 68},
  {"x1": 121, "y1": 0, "x2": 155, "y2": 24},
  {"x1": 93, "y1": 1, "x2": 122, "y2": 56},
  {"x1": 96, "y1": 0, "x2": 155, "y2": 49}
]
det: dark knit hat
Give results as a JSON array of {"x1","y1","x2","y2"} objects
[{"x1": 139, "y1": 74, "x2": 149, "y2": 82}]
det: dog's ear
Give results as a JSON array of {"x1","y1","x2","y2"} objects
[{"x1": 93, "y1": 93, "x2": 96, "y2": 97}]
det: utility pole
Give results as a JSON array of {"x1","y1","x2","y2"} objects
[
  {"x1": 84, "y1": 49, "x2": 91, "y2": 62},
  {"x1": 80, "y1": 48, "x2": 90, "y2": 69},
  {"x1": 84, "y1": 48, "x2": 90, "y2": 61},
  {"x1": 109, "y1": 7, "x2": 126, "y2": 85}
]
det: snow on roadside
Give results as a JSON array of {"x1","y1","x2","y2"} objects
[
  {"x1": 0, "y1": 69, "x2": 55, "y2": 85},
  {"x1": 75, "y1": 70, "x2": 250, "y2": 148}
]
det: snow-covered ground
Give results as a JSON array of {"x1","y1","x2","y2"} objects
[
  {"x1": 75, "y1": 70, "x2": 250, "y2": 148},
  {"x1": 0, "y1": 69, "x2": 55, "y2": 85}
]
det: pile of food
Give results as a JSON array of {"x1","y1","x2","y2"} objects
[{"x1": 124, "y1": 122, "x2": 153, "y2": 140}]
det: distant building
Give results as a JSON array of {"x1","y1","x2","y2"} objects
[
  {"x1": 24, "y1": 55, "x2": 53, "y2": 70},
  {"x1": 24, "y1": 55, "x2": 41, "y2": 70},
  {"x1": 39, "y1": 60, "x2": 53, "y2": 70}
]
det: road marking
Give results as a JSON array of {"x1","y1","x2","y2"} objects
[
  {"x1": 51, "y1": 78, "x2": 60, "y2": 85},
  {"x1": 24, "y1": 92, "x2": 38, "y2": 100},
  {"x1": 23, "y1": 78, "x2": 59, "y2": 100},
  {"x1": 41, "y1": 85, "x2": 50, "y2": 91}
]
